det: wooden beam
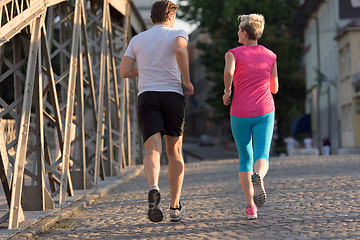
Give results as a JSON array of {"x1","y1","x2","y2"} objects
[
  {"x1": 59, "y1": 0, "x2": 83, "y2": 204},
  {"x1": 8, "y1": 17, "x2": 42, "y2": 229},
  {"x1": 0, "y1": 0, "x2": 45, "y2": 46}
]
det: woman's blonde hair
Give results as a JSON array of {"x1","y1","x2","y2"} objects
[{"x1": 238, "y1": 14, "x2": 265, "y2": 40}]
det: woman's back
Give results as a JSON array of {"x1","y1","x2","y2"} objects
[{"x1": 228, "y1": 45, "x2": 276, "y2": 118}]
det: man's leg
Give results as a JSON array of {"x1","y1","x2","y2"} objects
[
  {"x1": 144, "y1": 132, "x2": 164, "y2": 222},
  {"x1": 164, "y1": 135, "x2": 184, "y2": 209},
  {"x1": 143, "y1": 132, "x2": 162, "y2": 187}
]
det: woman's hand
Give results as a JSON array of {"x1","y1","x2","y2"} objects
[{"x1": 223, "y1": 93, "x2": 231, "y2": 105}]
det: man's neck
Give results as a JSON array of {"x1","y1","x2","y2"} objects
[{"x1": 154, "y1": 22, "x2": 171, "y2": 28}]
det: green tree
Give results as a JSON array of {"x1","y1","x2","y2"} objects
[{"x1": 178, "y1": 0, "x2": 305, "y2": 143}]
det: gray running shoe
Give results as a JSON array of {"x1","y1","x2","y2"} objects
[
  {"x1": 147, "y1": 187, "x2": 164, "y2": 222},
  {"x1": 252, "y1": 173, "x2": 266, "y2": 207},
  {"x1": 169, "y1": 203, "x2": 185, "y2": 222}
]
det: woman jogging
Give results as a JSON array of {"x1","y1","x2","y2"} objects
[{"x1": 223, "y1": 14, "x2": 278, "y2": 220}]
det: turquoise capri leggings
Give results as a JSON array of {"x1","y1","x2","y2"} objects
[{"x1": 230, "y1": 111, "x2": 275, "y2": 172}]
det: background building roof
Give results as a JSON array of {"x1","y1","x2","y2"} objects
[{"x1": 292, "y1": 0, "x2": 324, "y2": 30}]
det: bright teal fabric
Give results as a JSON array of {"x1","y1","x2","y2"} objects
[{"x1": 230, "y1": 112, "x2": 274, "y2": 172}]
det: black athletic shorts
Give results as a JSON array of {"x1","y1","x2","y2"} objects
[{"x1": 137, "y1": 91, "x2": 185, "y2": 143}]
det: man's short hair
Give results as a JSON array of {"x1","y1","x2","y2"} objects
[{"x1": 150, "y1": 0, "x2": 179, "y2": 24}]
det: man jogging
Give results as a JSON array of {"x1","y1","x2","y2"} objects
[{"x1": 120, "y1": 0, "x2": 194, "y2": 222}]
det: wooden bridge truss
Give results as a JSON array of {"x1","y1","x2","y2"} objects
[{"x1": 0, "y1": 0, "x2": 145, "y2": 229}]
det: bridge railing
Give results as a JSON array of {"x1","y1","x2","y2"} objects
[{"x1": 0, "y1": 0, "x2": 145, "y2": 229}]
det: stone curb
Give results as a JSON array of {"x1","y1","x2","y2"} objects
[{"x1": 10, "y1": 166, "x2": 143, "y2": 239}]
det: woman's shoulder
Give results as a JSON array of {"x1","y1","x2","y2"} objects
[
  {"x1": 260, "y1": 45, "x2": 276, "y2": 58},
  {"x1": 227, "y1": 45, "x2": 246, "y2": 54}
]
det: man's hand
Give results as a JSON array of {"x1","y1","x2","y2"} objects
[{"x1": 183, "y1": 81, "x2": 194, "y2": 95}]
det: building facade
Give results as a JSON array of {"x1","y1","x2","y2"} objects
[
  {"x1": 336, "y1": 21, "x2": 360, "y2": 148},
  {"x1": 293, "y1": 0, "x2": 355, "y2": 154}
]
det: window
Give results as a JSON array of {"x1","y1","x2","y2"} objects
[
  {"x1": 340, "y1": 49, "x2": 344, "y2": 79},
  {"x1": 347, "y1": 45, "x2": 351, "y2": 77}
]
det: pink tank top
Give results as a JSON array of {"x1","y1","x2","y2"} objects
[{"x1": 228, "y1": 45, "x2": 276, "y2": 118}]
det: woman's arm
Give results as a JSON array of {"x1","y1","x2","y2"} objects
[
  {"x1": 120, "y1": 56, "x2": 138, "y2": 78},
  {"x1": 223, "y1": 52, "x2": 235, "y2": 106},
  {"x1": 270, "y1": 62, "x2": 278, "y2": 94}
]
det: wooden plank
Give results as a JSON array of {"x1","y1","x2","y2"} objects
[
  {"x1": 103, "y1": 7, "x2": 115, "y2": 175},
  {"x1": 0, "y1": 124, "x2": 12, "y2": 206},
  {"x1": 108, "y1": 0, "x2": 126, "y2": 16},
  {"x1": 125, "y1": 78, "x2": 131, "y2": 166},
  {"x1": 41, "y1": 26, "x2": 64, "y2": 156},
  {"x1": 46, "y1": 0, "x2": 67, "y2": 7},
  {"x1": 117, "y1": 8, "x2": 127, "y2": 169},
  {"x1": 129, "y1": 0, "x2": 147, "y2": 33},
  {"x1": 0, "y1": 0, "x2": 13, "y2": 9},
  {"x1": 0, "y1": 58, "x2": 27, "y2": 83},
  {"x1": 8, "y1": 17, "x2": 42, "y2": 229},
  {"x1": 35, "y1": 43, "x2": 51, "y2": 211},
  {"x1": 13, "y1": 36, "x2": 23, "y2": 118},
  {"x1": 105, "y1": 26, "x2": 114, "y2": 176},
  {"x1": 106, "y1": 8, "x2": 120, "y2": 130},
  {"x1": 94, "y1": 0, "x2": 109, "y2": 184},
  {"x1": 0, "y1": 0, "x2": 45, "y2": 46},
  {"x1": 108, "y1": 0, "x2": 146, "y2": 33},
  {"x1": 59, "y1": 0, "x2": 83, "y2": 205},
  {"x1": 124, "y1": 2, "x2": 132, "y2": 166},
  {"x1": 75, "y1": 28, "x2": 87, "y2": 189},
  {"x1": 80, "y1": 2, "x2": 97, "y2": 125}
]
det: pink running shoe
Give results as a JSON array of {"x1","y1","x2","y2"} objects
[
  {"x1": 246, "y1": 204, "x2": 257, "y2": 220},
  {"x1": 252, "y1": 173, "x2": 266, "y2": 207}
]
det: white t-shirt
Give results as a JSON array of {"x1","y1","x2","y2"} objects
[
  {"x1": 304, "y1": 138, "x2": 312, "y2": 149},
  {"x1": 284, "y1": 137, "x2": 298, "y2": 154},
  {"x1": 124, "y1": 24, "x2": 188, "y2": 96}
]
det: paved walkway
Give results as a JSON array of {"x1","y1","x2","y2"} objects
[{"x1": 11, "y1": 154, "x2": 360, "y2": 239}]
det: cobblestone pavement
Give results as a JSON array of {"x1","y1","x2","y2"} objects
[{"x1": 23, "y1": 155, "x2": 360, "y2": 239}]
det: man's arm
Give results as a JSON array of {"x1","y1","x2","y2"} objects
[
  {"x1": 120, "y1": 56, "x2": 138, "y2": 78},
  {"x1": 174, "y1": 36, "x2": 194, "y2": 95}
]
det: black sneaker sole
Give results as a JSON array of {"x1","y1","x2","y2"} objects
[
  {"x1": 148, "y1": 189, "x2": 164, "y2": 222},
  {"x1": 252, "y1": 173, "x2": 266, "y2": 207}
]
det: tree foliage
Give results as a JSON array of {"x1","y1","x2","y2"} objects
[{"x1": 178, "y1": 0, "x2": 305, "y2": 142}]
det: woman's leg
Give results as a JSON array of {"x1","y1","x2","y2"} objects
[
  {"x1": 251, "y1": 112, "x2": 274, "y2": 207},
  {"x1": 253, "y1": 159, "x2": 268, "y2": 179},
  {"x1": 238, "y1": 172, "x2": 254, "y2": 206},
  {"x1": 252, "y1": 112, "x2": 274, "y2": 179},
  {"x1": 230, "y1": 115, "x2": 254, "y2": 206}
]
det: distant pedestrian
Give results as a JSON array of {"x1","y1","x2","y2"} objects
[
  {"x1": 223, "y1": 14, "x2": 278, "y2": 219},
  {"x1": 120, "y1": 0, "x2": 194, "y2": 222},
  {"x1": 303, "y1": 134, "x2": 313, "y2": 149},
  {"x1": 284, "y1": 135, "x2": 299, "y2": 156},
  {"x1": 322, "y1": 135, "x2": 331, "y2": 155}
]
